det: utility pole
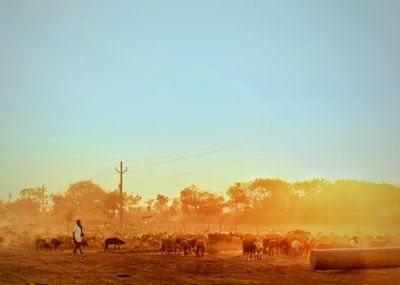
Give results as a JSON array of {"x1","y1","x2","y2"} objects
[
  {"x1": 39, "y1": 185, "x2": 46, "y2": 229},
  {"x1": 286, "y1": 187, "x2": 290, "y2": 214},
  {"x1": 115, "y1": 161, "x2": 128, "y2": 231},
  {"x1": 8, "y1": 192, "x2": 12, "y2": 203},
  {"x1": 41, "y1": 185, "x2": 46, "y2": 212}
]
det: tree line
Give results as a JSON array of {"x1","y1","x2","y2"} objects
[{"x1": 1, "y1": 178, "x2": 399, "y2": 232}]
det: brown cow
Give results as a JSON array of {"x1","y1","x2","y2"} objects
[
  {"x1": 50, "y1": 238, "x2": 63, "y2": 250},
  {"x1": 195, "y1": 239, "x2": 206, "y2": 257},
  {"x1": 161, "y1": 238, "x2": 174, "y2": 255},
  {"x1": 36, "y1": 238, "x2": 52, "y2": 251},
  {"x1": 104, "y1": 237, "x2": 125, "y2": 251},
  {"x1": 263, "y1": 238, "x2": 277, "y2": 256},
  {"x1": 188, "y1": 238, "x2": 197, "y2": 254},
  {"x1": 173, "y1": 237, "x2": 183, "y2": 255},
  {"x1": 178, "y1": 239, "x2": 191, "y2": 256},
  {"x1": 243, "y1": 239, "x2": 256, "y2": 260}
]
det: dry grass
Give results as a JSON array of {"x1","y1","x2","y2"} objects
[{"x1": 1, "y1": 249, "x2": 399, "y2": 284}]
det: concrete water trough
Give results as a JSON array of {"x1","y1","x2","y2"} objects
[{"x1": 310, "y1": 248, "x2": 400, "y2": 270}]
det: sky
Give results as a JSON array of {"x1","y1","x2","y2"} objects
[{"x1": 0, "y1": 0, "x2": 399, "y2": 202}]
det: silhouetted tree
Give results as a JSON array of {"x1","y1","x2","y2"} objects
[
  {"x1": 226, "y1": 182, "x2": 250, "y2": 212},
  {"x1": 145, "y1": 198, "x2": 154, "y2": 212},
  {"x1": 154, "y1": 194, "x2": 169, "y2": 213}
]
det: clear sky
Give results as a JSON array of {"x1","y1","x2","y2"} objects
[{"x1": 1, "y1": 0, "x2": 399, "y2": 201}]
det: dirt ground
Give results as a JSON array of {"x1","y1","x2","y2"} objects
[{"x1": 1, "y1": 249, "x2": 400, "y2": 285}]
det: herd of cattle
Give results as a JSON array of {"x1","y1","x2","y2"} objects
[
  {"x1": 1, "y1": 229, "x2": 399, "y2": 260},
  {"x1": 35, "y1": 236, "x2": 126, "y2": 252}
]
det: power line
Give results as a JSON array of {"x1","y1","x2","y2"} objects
[
  {"x1": 124, "y1": 141, "x2": 254, "y2": 163},
  {"x1": 88, "y1": 141, "x2": 255, "y2": 180},
  {"x1": 126, "y1": 141, "x2": 254, "y2": 168},
  {"x1": 125, "y1": 155, "x2": 259, "y2": 185}
]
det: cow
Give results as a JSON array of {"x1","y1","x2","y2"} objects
[
  {"x1": 173, "y1": 237, "x2": 183, "y2": 255},
  {"x1": 242, "y1": 238, "x2": 257, "y2": 260},
  {"x1": 278, "y1": 238, "x2": 290, "y2": 256},
  {"x1": 207, "y1": 233, "x2": 219, "y2": 245},
  {"x1": 263, "y1": 238, "x2": 277, "y2": 256},
  {"x1": 50, "y1": 238, "x2": 63, "y2": 251},
  {"x1": 178, "y1": 239, "x2": 191, "y2": 256},
  {"x1": 104, "y1": 237, "x2": 126, "y2": 251},
  {"x1": 160, "y1": 239, "x2": 167, "y2": 254},
  {"x1": 188, "y1": 238, "x2": 197, "y2": 254},
  {"x1": 147, "y1": 237, "x2": 160, "y2": 248},
  {"x1": 255, "y1": 244, "x2": 263, "y2": 260},
  {"x1": 290, "y1": 240, "x2": 303, "y2": 256},
  {"x1": 55, "y1": 235, "x2": 74, "y2": 249},
  {"x1": 160, "y1": 238, "x2": 174, "y2": 255},
  {"x1": 36, "y1": 238, "x2": 52, "y2": 251},
  {"x1": 195, "y1": 239, "x2": 206, "y2": 257}
]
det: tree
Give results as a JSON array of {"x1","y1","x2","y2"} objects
[
  {"x1": 180, "y1": 185, "x2": 201, "y2": 214},
  {"x1": 20, "y1": 187, "x2": 42, "y2": 201},
  {"x1": 7, "y1": 198, "x2": 41, "y2": 222},
  {"x1": 0, "y1": 199, "x2": 6, "y2": 219},
  {"x1": 20, "y1": 187, "x2": 48, "y2": 212},
  {"x1": 198, "y1": 191, "x2": 225, "y2": 217},
  {"x1": 168, "y1": 198, "x2": 181, "y2": 215},
  {"x1": 145, "y1": 198, "x2": 154, "y2": 212},
  {"x1": 249, "y1": 178, "x2": 289, "y2": 211},
  {"x1": 101, "y1": 190, "x2": 120, "y2": 220},
  {"x1": 125, "y1": 193, "x2": 142, "y2": 212},
  {"x1": 180, "y1": 185, "x2": 225, "y2": 226},
  {"x1": 292, "y1": 178, "x2": 331, "y2": 198},
  {"x1": 154, "y1": 194, "x2": 169, "y2": 213},
  {"x1": 51, "y1": 180, "x2": 108, "y2": 224},
  {"x1": 65, "y1": 207, "x2": 74, "y2": 233},
  {"x1": 226, "y1": 182, "x2": 250, "y2": 212}
]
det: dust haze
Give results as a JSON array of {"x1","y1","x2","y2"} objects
[{"x1": 1, "y1": 178, "x2": 400, "y2": 284}]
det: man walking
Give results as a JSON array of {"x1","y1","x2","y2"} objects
[{"x1": 72, "y1": 219, "x2": 84, "y2": 254}]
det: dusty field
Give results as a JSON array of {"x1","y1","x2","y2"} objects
[{"x1": 1, "y1": 249, "x2": 400, "y2": 285}]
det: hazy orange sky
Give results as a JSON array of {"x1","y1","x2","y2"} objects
[{"x1": 1, "y1": 1, "x2": 399, "y2": 201}]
